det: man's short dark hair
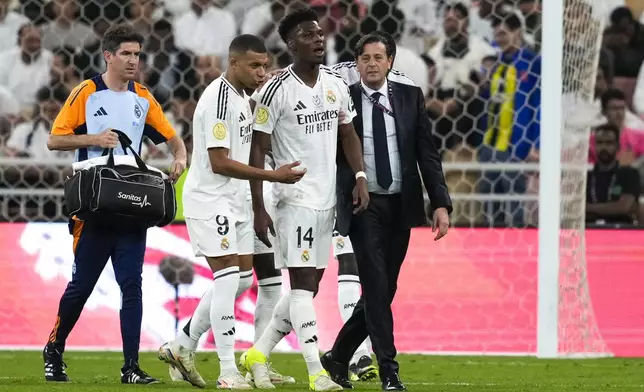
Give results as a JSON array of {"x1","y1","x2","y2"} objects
[
  {"x1": 36, "y1": 85, "x2": 69, "y2": 103},
  {"x1": 101, "y1": 24, "x2": 144, "y2": 53},
  {"x1": 600, "y1": 88, "x2": 626, "y2": 110},
  {"x1": 277, "y1": 7, "x2": 319, "y2": 44},
  {"x1": 445, "y1": 2, "x2": 469, "y2": 19},
  {"x1": 229, "y1": 34, "x2": 267, "y2": 55},
  {"x1": 594, "y1": 123, "x2": 620, "y2": 140},
  {"x1": 375, "y1": 31, "x2": 397, "y2": 59},
  {"x1": 491, "y1": 12, "x2": 522, "y2": 31},
  {"x1": 354, "y1": 32, "x2": 393, "y2": 59}
]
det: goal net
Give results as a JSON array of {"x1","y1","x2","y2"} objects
[{"x1": 0, "y1": 0, "x2": 637, "y2": 357}]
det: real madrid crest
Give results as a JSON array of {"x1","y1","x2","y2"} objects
[
  {"x1": 301, "y1": 249, "x2": 310, "y2": 262},
  {"x1": 134, "y1": 104, "x2": 142, "y2": 119},
  {"x1": 336, "y1": 238, "x2": 344, "y2": 249},
  {"x1": 312, "y1": 95, "x2": 322, "y2": 108},
  {"x1": 326, "y1": 90, "x2": 336, "y2": 104},
  {"x1": 221, "y1": 237, "x2": 230, "y2": 250}
]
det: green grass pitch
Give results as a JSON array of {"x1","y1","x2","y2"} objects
[{"x1": 0, "y1": 351, "x2": 643, "y2": 391}]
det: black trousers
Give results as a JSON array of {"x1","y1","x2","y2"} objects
[{"x1": 331, "y1": 193, "x2": 411, "y2": 378}]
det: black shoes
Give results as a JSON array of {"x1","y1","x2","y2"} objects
[
  {"x1": 43, "y1": 344, "x2": 69, "y2": 382},
  {"x1": 120, "y1": 360, "x2": 160, "y2": 384},
  {"x1": 382, "y1": 372, "x2": 406, "y2": 391},
  {"x1": 321, "y1": 351, "x2": 354, "y2": 389}
]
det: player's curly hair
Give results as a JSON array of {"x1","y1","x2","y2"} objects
[{"x1": 277, "y1": 7, "x2": 319, "y2": 44}]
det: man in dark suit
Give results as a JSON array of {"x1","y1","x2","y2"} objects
[{"x1": 321, "y1": 32, "x2": 453, "y2": 391}]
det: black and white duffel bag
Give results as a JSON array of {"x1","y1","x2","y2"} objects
[{"x1": 63, "y1": 130, "x2": 176, "y2": 228}]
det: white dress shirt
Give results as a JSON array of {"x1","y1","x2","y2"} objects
[{"x1": 360, "y1": 80, "x2": 402, "y2": 194}]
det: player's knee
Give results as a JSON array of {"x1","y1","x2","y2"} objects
[
  {"x1": 253, "y1": 253, "x2": 281, "y2": 280},
  {"x1": 118, "y1": 278, "x2": 142, "y2": 302},
  {"x1": 288, "y1": 267, "x2": 319, "y2": 292},
  {"x1": 206, "y1": 254, "x2": 238, "y2": 272},
  {"x1": 337, "y1": 254, "x2": 359, "y2": 276}
]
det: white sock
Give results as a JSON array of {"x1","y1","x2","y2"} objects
[
  {"x1": 237, "y1": 270, "x2": 254, "y2": 297},
  {"x1": 211, "y1": 266, "x2": 240, "y2": 376},
  {"x1": 254, "y1": 293, "x2": 292, "y2": 357},
  {"x1": 338, "y1": 275, "x2": 371, "y2": 365},
  {"x1": 337, "y1": 275, "x2": 360, "y2": 322},
  {"x1": 290, "y1": 289, "x2": 323, "y2": 376},
  {"x1": 176, "y1": 287, "x2": 213, "y2": 351},
  {"x1": 255, "y1": 276, "x2": 282, "y2": 342},
  {"x1": 176, "y1": 269, "x2": 254, "y2": 350}
]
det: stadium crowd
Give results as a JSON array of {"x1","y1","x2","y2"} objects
[{"x1": 0, "y1": 0, "x2": 643, "y2": 226}]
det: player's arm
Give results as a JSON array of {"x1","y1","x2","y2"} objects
[
  {"x1": 337, "y1": 85, "x2": 364, "y2": 175},
  {"x1": 47, "y1": 83, "x2": 116, "y2": 151}
]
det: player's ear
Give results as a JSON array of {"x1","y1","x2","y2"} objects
[{"x1": 287, "y1": 38, "x2": 296, "y2": 53}]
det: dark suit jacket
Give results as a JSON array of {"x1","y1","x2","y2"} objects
[{"x1": 335, "y1": 81, "x2": 452, "y2": 236}]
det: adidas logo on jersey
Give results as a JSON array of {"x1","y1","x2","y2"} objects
[
  {"x1": 94, "y1": 107, "x2": 108, "y2": 116},
  {"x1": 239, "y1": 113, "x2": 246, "y2": 122},
  {"x1": 293, "y1": 101, "x2": 307, "y2": 111}
]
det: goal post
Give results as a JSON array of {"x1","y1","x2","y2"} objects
[{"x1": 538, "y1": 0, "x2": 610, "y2": 358}]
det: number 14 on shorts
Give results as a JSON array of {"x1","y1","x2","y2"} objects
[{"x1": 296, "y1": 226, "x2": 314, "y2": 248}]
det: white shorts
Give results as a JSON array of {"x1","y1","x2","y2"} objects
[
  {"x1": 273, "y1": 203, "x2": 334, "y2": 270},
  {"x1": 186, "y1": 215, "x2": 254, "y2": 258},
  {"x1": 332, "y1": 230, "x2": 354, "y2": 257},
  {"x1": 253, "y1": 197, "x2": 277, "y2": 255}
]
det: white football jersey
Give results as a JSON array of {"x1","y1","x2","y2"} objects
[
  {"x1": 331, "y1": 61, "x2": 417, "y2": 86},
  {"x1": 245, "y1": 154, "x2": 275, "y2": 202},
  {"x1": 183, "y1": 76, "x2": 254, "y2": 221},
  {"x1": 253, "y1": 65, "x2": 356, "y2": 210}
]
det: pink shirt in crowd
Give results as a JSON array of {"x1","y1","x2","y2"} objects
[{"x1": 588, "y1": 127, "x2": 644, "y2": 163}]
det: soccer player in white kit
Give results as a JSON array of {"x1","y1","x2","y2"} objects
[
  {"x1": 240, "y1": 8, "x2": 369, "y2": 391},
  {"x1": 157, "y1": 34, "x2": 305, "y2": 390}
]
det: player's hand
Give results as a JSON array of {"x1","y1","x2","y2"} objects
[
  {"x1": 352, "y1": 177, "x2": 369, "y2": 214},
  {"x1": 272, "y1": 161, "x2": 306, "y2": 183},
  {"x1": 432, "y1": 207, "x2": 450, "y2": 241},
  {"x1": 168, "y1": 157, "x2": 187, "y2": 183},
  {"x1": 95, "y1": 128, "x2": 119, "y2": 148},
  {"x1": 254, "y1": 207, "x2": 275, "y2": 248}
]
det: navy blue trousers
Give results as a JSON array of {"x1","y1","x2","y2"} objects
[{"x1": 48, "y1": 219, "x2": 147, "y2": 365}]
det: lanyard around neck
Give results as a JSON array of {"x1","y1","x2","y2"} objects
[{"x1": 359, "y1": 84, "x2": 395, "y2": 118}]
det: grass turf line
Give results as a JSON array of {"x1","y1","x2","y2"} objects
[{"x1": 0, "y1": 351, "x2": 642, "y2": 391}]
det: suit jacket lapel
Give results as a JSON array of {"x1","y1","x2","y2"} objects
[
  {"x1": 349, "y1": 84, "x2": 363, "y2": 140},
  {"x1": 389, "y1": 82, "x2": 405, "y2": 150}
]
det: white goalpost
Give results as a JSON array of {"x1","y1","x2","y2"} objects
[{"x1": 538, "y1": 0, "x2": 610, "y2": 358}]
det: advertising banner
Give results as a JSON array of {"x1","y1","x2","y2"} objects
[{"x1": 0, "y1": 223, "x2": 642, "y2": 356}]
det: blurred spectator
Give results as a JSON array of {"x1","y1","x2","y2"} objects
[
  {"x1": 129, "y1": 0, "x2": 164, "y2": 37},
  {"x1": 73, "y1": 18, "x2": 113, "y2": 79},
  {"x1": 241, "y1": 0, "x2": 292, "y2": 54},
  {"x1": 603, "y1": 25, "x2": 643, "y2": 77},
  {"x1": 426, "y1": 1, "x2": 495, "y2": 150},
  {"x1": 50, "y1": 46, "x2": 81, "y2": 92},
  {"x1": 588, "y1": 89, "x2": 644, "y2": 167},
  {"x1": 596, "y1": 62, "x2": 644, "y2": 130},
  {"x1": 4, "y1": 85, "x2": 70, "y2": 160},
  {"x1": 172, "y1": 0, "x2": 236, "y2": 64},
  {"x1": 0, "y1": 0, "x2": 29, "y2": 52},
  {"x1": 225, "y1": 0, "x2": 265, "y2": 27},
  {"x1": 0, "y1": 84, "x2": 19, "y2": 121},
  {"x1": 383, "y1": 9, "x2": 428, "y2": 97},
  {"x1": 193, "y1": 54, "x2": 222, "y2": 88},
  {"x1": 397, "y1": 0, "x2": 440, "y2": 54},
  {"x1": 610, "y1": 6, "x2": 644, "y2": 51},
  {"x1": 144, "y1": 19, "x2": 195, "y2": 105},
  {"x1": 586, "y1": 123, "x2": 640, "y2": 225},
  {"x1": 469, "y1": 0, "x2": 514, "y2": 43},
  {"x1": 333, "y1": 0, "x2": 363, "y2": 63},
  {"x1": 0, "y1": 23, "x2": 53, "y2": 112},
  {"x1": 477, "y1": 12, "x2": 541, "y2": 227},
  {"x1": 517, "y1": 0, "x2": 540, "y2": 50},
  {"x1": 41, "y1": 0, "x2": 98, "y2": 50}
]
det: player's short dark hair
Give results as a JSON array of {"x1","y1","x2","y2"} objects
[
  {"x1": 102, "y1": 24, "x2": 144, "y2": 53},
  {"x1": 229, "y1": 34, "x2": 267, "y2": 55},
  {"x1": 277, "y1": 7, "x2": 319, "y2": 43},
  {"x1": 600, "y1": 88, "x2": 626, "y2": 110},
  {"x1": 36, "y1": 85, "x2": 69, "y2": 103},
  {"x1": 594, "y1": 123, "x2": 620, "y2": 141},
  {"x1": 354, "y1": 32, "x2": 394, "y2": 59},
  {"x1": 491, "y1": 12, "x2": 522, "y2": 31}
]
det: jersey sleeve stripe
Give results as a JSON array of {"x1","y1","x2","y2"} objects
[
  {"x1": 216, "y1": 82, "x2": 229, "y2": 120},
  {"x1": 261, "y1": 73, "x2": 291, "y2": 107},
  {"x1": 69, "y1": 83, "x2": 89, "y2": 106},
  {"x1": 331, "y1": 61, "x2": 356, "y2": 70}
]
